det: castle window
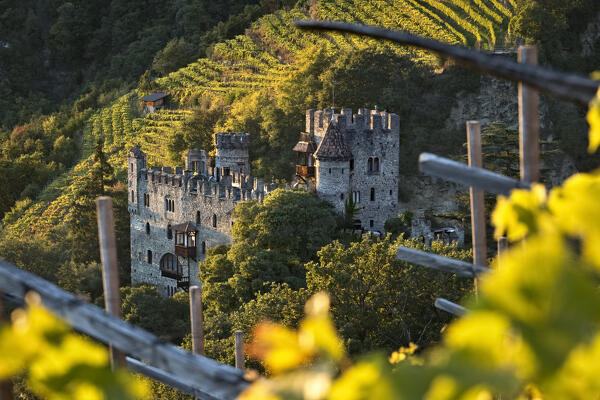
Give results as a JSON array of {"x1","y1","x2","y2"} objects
[
  {"x1": 340, "y1": 193, "x2": 344, "y2": 200},
  {"x1": 368, "y1": 158, "x2": 373, "y2": 172},
  {"x1": 167, "y1": 224, "x2": 173, "y2": 240},
  {"x1": 212, "y1": 214, "x2": 217, "y2": 228},
  {"x1": 350, "y1": 159, "x2": 354, "y2": 171},
  {"x1": 196, "y1": 211, "x2": 201, "y2": 224},
  {"x1": 147, "y1": 250, "x2": 152, "y2": 264},
  {"x1": 370, "y1": 220, "x2": 374, "y2": 228},
  {"x1": 130, "y1": 163, "x2": 133, "y2": 172},
  {"x1": 202, "y1": 241, "x2": 206, "y2": 254},
  {"x1": 370, "y1": 188, "x2": 375, "y2": 201},
  {"x1": 144, "y1": 193, "x2": 150, "y2": 207},
  {"x1": 131, "y1": 190, "x2": 135, "y2": 202},
  {"x1": 165, "y1": 198, "x2": 174, "y2": 212},
  {"x1": 329, "y1": 168, "x2": 331, "y2": 174},
  {"x1": 389, "y1": 189, "x2": 393, "y2": 196},
  {"x1": 342, "y1": 169, "x2": 344, "y2": 173},
  {"x1": 146, "y1": 223, "x2": 150, "y2": 235},
  {"x1": 352, "y1": 191, "x2": 360, "y2": 203},
  {"x1": 374, "y1": 158, "x2": 380, "y2": 172}
]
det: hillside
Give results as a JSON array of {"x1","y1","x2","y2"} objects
[{"x1": 0, "y1": 0, "x2": 518, "y2": 240}]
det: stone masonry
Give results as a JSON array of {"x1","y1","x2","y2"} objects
[
  {"x1": 128, "y1": 134, "x2": 271, "y2": 296},
  {"x1": 299, "y1": 108, "x2": 401, "y2": 232}
]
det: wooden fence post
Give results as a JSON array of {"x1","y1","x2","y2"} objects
[
  {"x1": 189, "y1": 286, "x2": 205, "y2": 356},
  {"x1": 235, "y1": 330, "x2": 244, "y2": 370},
  {"x1": 96, "y1": 196, "x2": 126, "y2": 369},
  {"x1": 518, "y1": 45, "x2": 540, "y2": 184},
  {"x1": 467, "y1": 121, "x2": 487, "y2": 297},
  {"x1": 0, "y1": 292, "x2": 12, "y2": 400}
]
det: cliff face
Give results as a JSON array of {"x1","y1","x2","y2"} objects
[{"x1": 399, "y1": 74, "x2": 577, "y2": 226}]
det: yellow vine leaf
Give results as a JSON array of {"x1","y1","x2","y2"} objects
[
  {"x1": 491, "y1": 184, "x2": 547, "y2": 240},
  {"x1": 586, "y1": 89, "x2": 600, "y2": 153}
]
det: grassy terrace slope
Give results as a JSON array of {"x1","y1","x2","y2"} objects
[{"x1": 2, "y1": 0, "x2": 513, "y2": 238}]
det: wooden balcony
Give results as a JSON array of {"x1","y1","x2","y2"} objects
[
  {"x1": 175, "y1": 244, "x2": 196, "y2": 260},
  {"x1": 161, "y1": 266, "x2": 183, "y2": 280},
  {"x1": 296, "y1": 165, "x2": 315, "y2": 178}
]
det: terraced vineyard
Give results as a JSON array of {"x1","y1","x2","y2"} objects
[
  {"x1": 2, "y1": 0, "x2": 514, "y2": 236},
  {"x1": 158, "y1": 0, "x2": 514, "y2": 105}
]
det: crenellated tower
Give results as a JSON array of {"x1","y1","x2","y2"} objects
[
  {"x1": 214, "y1": 133, "x2": 250, "y2": 176},
  {"x1": 294, "y1": 107, "x2": 401, "y2": 232}
]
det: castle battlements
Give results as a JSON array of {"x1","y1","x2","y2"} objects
[
  {"x1": 214, "y1": 132, "x2": 250, "y2": 150},
  {"x1": 305, "y1": 108, "x2": 400, "y2": 138},
  {"x1": 133, "y1": 148, "x2": 270, "y2": 204}
]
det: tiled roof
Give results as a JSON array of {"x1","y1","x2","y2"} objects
[
  {"x1": 172, "y1": 221, "x2": 198, "y2": 233},
  {"x1": 139, "y1": 92, "x2": 168, "y2": 102},
  {"x1": 293, "y1": 133, "x2": 317, "y2": 153},
  {"x1": 314, "y1": 121, "x2": 352, "y2": 161}
]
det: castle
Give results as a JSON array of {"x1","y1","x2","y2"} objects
[
  {"x1": 128, "y1": 133, "x2": 272, "y2": 296},
  {"x1": 129, "y1": 107, "x2": 402, "y2": 295},
  {"x1": 294, "y1": 108, "x2": 401, "y2": 232}
]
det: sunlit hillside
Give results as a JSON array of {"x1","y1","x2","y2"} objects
[{"x1": 2, "y1": 0, "x2": 514, "y2": 238}]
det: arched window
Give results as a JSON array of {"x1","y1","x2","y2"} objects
[
  {"x1": 370, "y1": 220, "x2": 374, "y2": 228},
  {"x1": 131, "y1": 190, "x2": 135, "y2": 202},
  {"x1": 329, "y1": 168, "x2": 331, "y2": 174},
  {"x1": 368, "y1": 158, "x2": 373, "y2": 172},
  {"x1": 130, "y1": 163, "x2": 133, "y2": 172},
  {"x1": 147, "y1": 250, "x2": 152, "y2": 264},
  {"x1": 196, "y1": 211, "x2": 201, "y2": 224},
  {"x1": 145, "y1": 222, "x2": 150, "y2": 234},
  {"x1": 374, "y1": 158, "x2": 380, "y2": 172},
  {"x1": 159, "y1": 253, "x2": 182, "y2": 279},
  {"x1": 167, "y1": 224, "x2": 172, "y2": 240},
  {"x1": 340, "y1": 193, "x2": 344, "y2": 200},
  {"x1": 350, "y1": 159, "x2": 354, "y2": 170},
  {"x1": 212, "y1": 214, "x2": 217, "y2": 228},
  {"x1": 202, "y1": 241, "x2": 206, "y2": 254},
  {"x1": 352, "y1": 191, "x2": 360, "y2": 203},
  {"x1": 370, "y1": 188, "x2": 375, "y2": 201}
]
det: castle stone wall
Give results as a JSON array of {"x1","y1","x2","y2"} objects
[
  {"x1": 310, "y1": 108, "x2": 401, "y2": 232},
  {"x1": 128, "y1": 135, "x2": 270, "y2": 296}
]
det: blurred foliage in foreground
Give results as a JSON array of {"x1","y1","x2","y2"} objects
[
  {"x1": 0, "y1": 292, "x2": 148, "y2": 400},
  {"x1": 240, "y1": 91, "x2": 600, "y2": 399}
]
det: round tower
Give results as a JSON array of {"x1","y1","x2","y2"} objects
[
  {"x1": 314, "y1": 117, "x2": 352, "y2": 212},
  {"x1": 214, "y1": 133, "x2": 250, "y2": 175}
]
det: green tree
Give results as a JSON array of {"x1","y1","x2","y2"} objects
[
  {"x1": 120, "y1": 285, "x2": 190, "y2": 344},
  {"x1": 200, "y1": 189, "x2": 336, "y2": 314},
  {"x1": 152, "y1": 38, "x2": 196, "y2": 76},
  {"x1": 306, "y1": 235, "x2": 473, "y2": 354}
]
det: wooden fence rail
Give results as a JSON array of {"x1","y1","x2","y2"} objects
[
  {"x1": 434, "y1": 298, "x2": 468, "y2": 317},
  {"x1": 419, "y1": 153, "x2": 529, "y2": 195},
  {"x1": 396, "y1": 247, "x2": 490, "y2": 277},
  {"x1": 0, "y1": 258, "x2": 250, "y2": 400},
  {"x1": 294, "y1": 20, "x2": 598, "y2": 105}
]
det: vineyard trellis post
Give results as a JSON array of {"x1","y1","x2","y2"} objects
[
  {"x1": 518, "y1": 45, "x2": 540, "y2": 184},
  {"x1": 190, "y1": 285, "x2": 206, "y2": 356},
  {"x1": 466, "y1": 120, "x2": 486, "y2": 298},
  {"x1": 235, "y1": 330, "x2": 245, "y2": 370},
  {"x1": 96, "y1": 196, "x2": 126, "y2": 368}
]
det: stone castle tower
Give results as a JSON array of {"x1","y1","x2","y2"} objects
[
  {"x1": 294, "y1": 108, "x2": 401, "y2": 232},
  {"x1": 128, "y1": 133, "x2": 271, "y2": 296}
]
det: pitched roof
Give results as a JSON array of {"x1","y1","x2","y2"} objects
[
  {"x1": 172, "y1": 221, "x2": 198, "y2": 233},
  {"x1": 292, "y1": 132, "x2": 317, "y2": 153},
  {"x1": 314, "y1": 120, "x2": 352, "y2": 161},
  {"x1": 139, "y1": 92, "x2": 168, "y2": 102}
]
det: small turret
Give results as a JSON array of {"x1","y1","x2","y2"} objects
[
  {"x1": 314, "y1": 119, "x2": 352, "y2": 212},
  {"x1": 185, "y1": 149, "x2": 208, "y2": 174},
  {"x1": 128, "y1": 146, "x2": 146, "y2": 213},
  {"x1": 214, "y1": 133, "x2": 250, "y2": 175}
]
